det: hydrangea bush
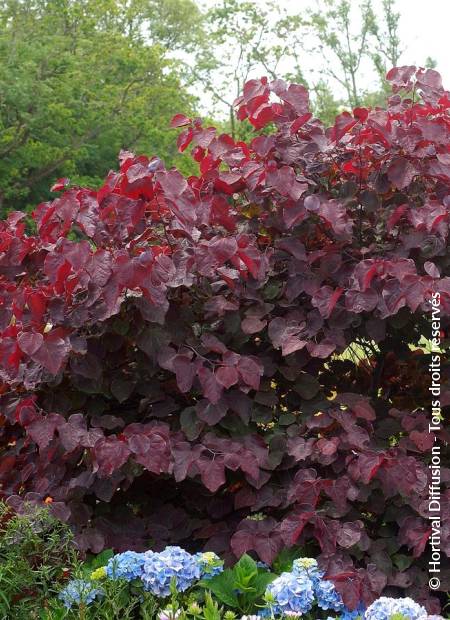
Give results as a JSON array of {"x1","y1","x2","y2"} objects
[
  {"x1": 0, "y1": 65, "x2": 449, "y2": 612},
  {"x1": 56, "y1": 547, "x2": 444, "y2": 620}
]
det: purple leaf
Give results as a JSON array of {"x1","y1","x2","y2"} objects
[
  {"x1": 198, "y1": 366, "x2": 223, "y2": 404},
  {"x1": 388, "y1": 157, "x2": 416, "y2": 189},
  {"x1": 216, "y1": 366, "x2": 239, "y2": 389},
  {"x1": 94, "y1": 437, "x2": 131, "y2": 477},
  {"x1": 17, "y1": 332, "x2": 44, "y2": 356}
]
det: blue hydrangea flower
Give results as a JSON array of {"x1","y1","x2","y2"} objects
[
  {"x1": 194, "y1": 551, "x2": 224, "y2": 580},
  {"x1": 292, "y1": 557, "x2": 343, "y2": 612},
  {"x1": 365, "y1": 597, "x2": 427, "y2": 620},
  {"x1": 58, "y1": 579, "x2": 103, "y2": 608},
  {"x1": 265, "y1": 571, "x2": 315, "y2": 615},
  {"x1": 142, "y1": 546, "x2": 201, "y2": 597},
  {"x1": 341, "y1": 604, "x2": 366, "y2": 620},
  {"x1": 106, "y1": 550, "x2": 146, "y2": 581},
  {"x1": 292, "y1": 557, "x2": 323, "y2": 584},
  {"x1": 292, "y1": 557, "x2": 319, "y2": 572},
  {"x1": 315, "y1": 577, "x2": 344, "y2": 612}
]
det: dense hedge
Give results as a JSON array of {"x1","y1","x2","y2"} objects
[{"x1": 0, "y1": 66, "x2": 449, "y2": 612}]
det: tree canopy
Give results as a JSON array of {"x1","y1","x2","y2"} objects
[{"x1": 0, "y1": 0, "x2": 201, "y2": 214}]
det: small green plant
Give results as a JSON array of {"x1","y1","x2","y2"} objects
[
  {"x1": 271, "y1": 546, "x2": 303, "y2": 574},
  {"x1": 194, "y1": 554, "x2": 275, "y2": 615},
  {"x1": 201, "y1": 592, "x2": 223, "y2": 620}
]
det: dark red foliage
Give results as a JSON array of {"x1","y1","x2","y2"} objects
[{"x1": 0, "y1": 66, "x2": 449, "y2": 610}]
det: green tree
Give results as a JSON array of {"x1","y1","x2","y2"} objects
[
  {"x1": 370, "y1": 0, "x2": 402, "y2": 82},
  {"x1": 306, "y1": 0, "x2": 410, "y2": 113},
  {"x1": 0, "y1": 0, "x2": 201, "y2": 214},
  {"x1": 312, "y1": 79, "x2": 342, "y2": 126},
  {"x1": 193, "y1": 0, "x2": 406, "y2": 130},
  {"x1": 193, "y1": 0, "x2": 307, "y2": 139},
  {"x1": 307, "y1": 0, "x2": 378, "y2": 109}
]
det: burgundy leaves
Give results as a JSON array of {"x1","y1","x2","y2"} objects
[
  {"x1": 0, "y1": 66, "x2": 449, "y2": 611},
  {"x1": 172, "y1": 434, "x2": 267, "y2": 493},
  {"x1": 234, "y1": 77, "x2": 310, "y2": 129},
  {"x1": 158, "y1": 338, "x2": 263, "y2": 405},
  {"x1": 18, "y1": 329, "x2": 70, "y2": 375}
]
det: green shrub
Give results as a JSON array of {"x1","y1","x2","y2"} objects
[{"x1": 0, "y1": 502, "x2": 80, "y2": 618}]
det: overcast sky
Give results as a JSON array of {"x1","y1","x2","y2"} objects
[{"x1": 395, "y1": 0, "x2": 449, "y2": 82}]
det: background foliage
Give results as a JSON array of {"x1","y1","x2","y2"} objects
[
  {"x1": 0, "y1": 0, "x2": 200, "y2": 213},
  {"x1": 0, "y1": 0, "x2": 437, "y2": 215}
]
